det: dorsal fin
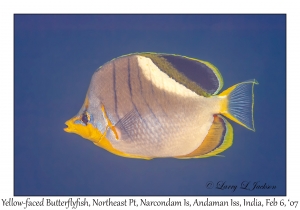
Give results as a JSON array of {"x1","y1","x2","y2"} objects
[{"x1": 139, "y1": 53, "x2": 223, "y2": 96}]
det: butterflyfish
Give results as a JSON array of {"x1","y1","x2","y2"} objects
[{"x1": 64, "y1": 53, "x2": 258, "y2": 160}]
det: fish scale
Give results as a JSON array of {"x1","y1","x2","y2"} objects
[
  {"x1": 64, "y1": 53, "x2": 257, "y2": 159},
  {"x1": 111, "y1": 56, "x2": 200, "y2": 156}
]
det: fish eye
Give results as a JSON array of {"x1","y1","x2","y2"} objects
[{"x1": 81, "y1": 111, "x2": 90, "y2": 125}]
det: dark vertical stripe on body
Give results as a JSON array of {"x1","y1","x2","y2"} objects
[
  {"x1": 127, "y1": 58, "x2": 133, "y2": 98},
  {"x1": 136, "y1": 64, "x2": 161, "y2": 125},
  {"x1": 113, "y1": 61, "x2": 120, "y2": 120},
  {"x1": 127, "y1": 57, "x2": 143, "y2": 120},
  {"x1": 126, "y1": 57, "x2": 161, "y2": 141}
]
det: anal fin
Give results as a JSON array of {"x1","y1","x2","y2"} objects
[
  {"x1": 175, "y1": 115, "x2": 233, "y2": 159},
  {"x1": 93, "y1": 138, "x2": 153, "y2": 160}
]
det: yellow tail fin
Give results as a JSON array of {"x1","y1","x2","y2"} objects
[{"x1": 219, "y1": 79, "x2": 258, "y2": 131}]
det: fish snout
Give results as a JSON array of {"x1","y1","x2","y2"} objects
[
  {"x1": 64, "y1": 118, "x2": 78, "y2": 133},
  {"x1": 64, "y1": 120, "x2": 72, "y2": 133}
]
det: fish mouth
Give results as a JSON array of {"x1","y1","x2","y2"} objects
[
  {"x1": 64, "y1": 122, "x2": 71, "y2": 133},
  {"x1": 64, "y1": 119, "x2": 75, "y2": 133},
  {"x1": 64, "y1": 117, "x2": 93, "y2": 140},
  {"x1": 64, "y1": 125, "x2": 71, "y2": 133}
]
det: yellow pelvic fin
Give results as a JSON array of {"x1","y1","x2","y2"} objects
[
  {"x1": 99, "y1": 104, "x2": 152, "y2": 159},
  {"x1": 175, "y1": 115, "x2": 233, "y2": 159},
  {"x1": 218, "y1": 79, "x2": 258, "y2": 131},
  {"x1": 64, "y1": 115, "x2": 152, "y2": 160},
  {"x1": 101, "y1": 104, "x2": 119, "y2": 140}
]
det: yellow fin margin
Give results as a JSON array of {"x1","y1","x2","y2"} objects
[
  {"x1": 93, "y1": 138, "x2": 153, "y2": 160},
  {"x1": 198, "y1": 116, "x2": 233, "y2": 158},
  {"x1": 175, "y1": 115, "x2": 233, "y2": 159},
  {"x1": 219, "y1": 79, "x2": 258, "y2": 131},
  {"x1": 182, "y1": 56, "x2": 224, "y2": 95},
  {"x1": 110, "y1": 52, "x2": 224, "y2": 96}
]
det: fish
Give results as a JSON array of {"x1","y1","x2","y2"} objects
[{"x1": 64, "y1": 52, "x2": 258, "y2": 160}]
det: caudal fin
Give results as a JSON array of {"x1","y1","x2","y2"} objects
[{"x1": 219, "y1": 79, "x2": 258, "y2": 131}]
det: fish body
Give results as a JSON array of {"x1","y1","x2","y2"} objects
[{"x1": 64, "y1": 53, "x2": 257, "y2": 159}]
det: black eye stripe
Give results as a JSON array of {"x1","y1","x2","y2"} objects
[{"x1": 81, "y1": 112, "x2": 89, "y2": 125}]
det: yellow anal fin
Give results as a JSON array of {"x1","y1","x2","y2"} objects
[
  {"x1": 93, "y1": 131, "x2": 152, "y2": 160},
  {"x1": 93, "y1": 138, "x2": 153, "y2": 160},
  {"x1": 175, "y1": 115, "x2": 233, "y2": 159},
  {"x1": 101, "y1": 104, "x2": 119, "y2": 140}
]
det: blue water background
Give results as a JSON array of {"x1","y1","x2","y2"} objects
[{"x1": 14, "y1": 14, "x2": 286, "y2": 196}]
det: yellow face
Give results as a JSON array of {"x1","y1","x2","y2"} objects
[
  {"x1": 64, "y1": 115, "x2": 103, "y2": 143},
  {"x1": 64, "y1": 95, "x2": 104, "y2": 143},
  {"x1": 64, "y1": 96, "x2": 152, "y2": 159}
]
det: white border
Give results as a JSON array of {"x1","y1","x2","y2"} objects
[{"x1": 1, "y1": 1, "x2": 297, "y2": 209}]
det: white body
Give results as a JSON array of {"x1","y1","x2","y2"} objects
[{"x1": 87, "y1": 55, "x2": 222, "y2": 157}]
